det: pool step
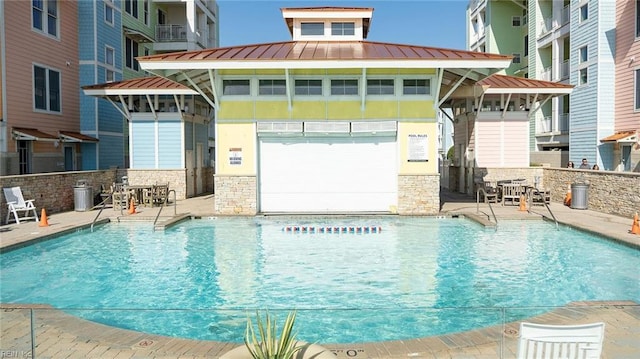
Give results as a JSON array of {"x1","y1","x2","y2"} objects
[{"x1": 154, "y1": 214, "x2": 191, "y2": 231}]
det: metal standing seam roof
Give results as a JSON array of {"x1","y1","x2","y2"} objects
[
  {"x1": 477, "y1": 74, "x2": 574, "y2": 93},
  {"x1": 136, "y1": 40, "x2": 513, "y2": 63},
  {"x1": 82, "y1": 76, "x2": 198, "y2": 95},
  {"x1": 600, "y1": 130, "x2": 638, "y2": 143}
]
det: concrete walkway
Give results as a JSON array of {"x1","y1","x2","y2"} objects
[{"x1": 1, "y1": 191, "x2": 639, "y2": 358}]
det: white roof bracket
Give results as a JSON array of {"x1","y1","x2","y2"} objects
[
  {"x1": 145, "y1": 94, "x2": 157, "y2": 119},
  {"x1": 285, "y1": 68, "x2": 292, "y2": 111},
  {"x1": 439, "y1": 69, "x2": 473, "y2": 107},
  {"x1": 208, "y1": 69, "x2": 219, "y2": 110},
  {"x1": 116, "y1": 95, "x2": 131, "y2": 120},
  {"x1": 361, "y1": 68, "x2": 367, "y2": 111},
  {"x1": 182, "y1": 71, "x2": 217, "y2": 110},
  {"x1": 528, "y1": 94, "x2": 552, "y2": 118},
  {"x1": 172, "y1": 94, "x2": 184, "y2": 117},
  {"x1": 501, "y1": 93, "x2": 512, "y2": 119}
]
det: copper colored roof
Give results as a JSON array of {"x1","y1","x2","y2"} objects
[
  {"x1": 82, "y1": 76, "x2": 190, "y2": 91},
  {"x1": 137, "y1": 41, "x2": 512, "y2": 63},
  {"x1": 479, "y1": 74, "x2": 574, "y2": 90},
  {"x1": 12, "y1": 127, "x2": 58, "y2": 141},
  {"x1": 600, "y1": 131, "x2": 637, "y2": 143},
  {"x1": 59, "y1": 131, "x2": 99, "y2": 142}
]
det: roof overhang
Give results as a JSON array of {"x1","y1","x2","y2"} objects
[
  {"x1": 12, "y1": 127, "x2": 58, "y2": 142},
  {"x1": 59, "y1": 131, "x2": 99, "y2": 143},
  {"x1": 600, "y1": 130, "x2": 638, "y2": 143},
  {"x1": 124, "y1": 26, "x2": 154, "y2": 43}
]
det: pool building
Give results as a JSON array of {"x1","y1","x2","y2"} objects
[{"x1": 86, "y1": 6, "x2": 572, "y2": 215}]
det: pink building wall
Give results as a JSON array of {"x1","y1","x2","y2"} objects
[
  {"x1": 2, "y1": 0, "x2": 79, "y2": 172},
  {"x1": 615, "y1": 1, "x2": 640, "y2": 131}
]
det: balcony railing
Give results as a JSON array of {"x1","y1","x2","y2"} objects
[
  {"x1": 156, "y1": 24, "x2": 187, "y2": 42},
  {"x1": 537, "y1": 114, "x2": 570, "y2": 134},
  {"x1": 559, "y1": 113, "x2": 570, "y2": 132},
  {"x1": 561, "y1": 5, "x2": 570, "y2": 25},
  {"x1": 540, "y1": 66, "x2": 552, "y2": 82},
  {"x1": 560, "y1": 60, "x2": 570, "y2": 80}
]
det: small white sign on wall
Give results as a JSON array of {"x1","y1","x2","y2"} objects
[
  {"x1": 407, "y1": 134, "x2": 428, "y2": 162},
  {"x1": 229, "y1": 148, "x2": 242, "y2": 165}
]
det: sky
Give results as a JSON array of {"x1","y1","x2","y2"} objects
[{"x1": 216, "y1": 0, "x2": 469, "y2": 50}]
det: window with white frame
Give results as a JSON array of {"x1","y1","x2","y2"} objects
[
  {"x1": 579, "y1": 67, "x2": 588, "y2": 85},
  {"x1": 367, "y1": 79, "x2": 394, "y2": 95},
  {"x1": 294, "y1": 79, "x2": 322, "y2": 95},
  {"x1": 105, "y1": 0, "x2": 114, "y2": 25},
  {"x1": 635, "y1": 69, "x2": 640, "y2": 110},
  {"x1": 331, "y1": 22, "x2": 355, "y2": 36},
  {"x1": 33, "y1": 64, "x2": 60, "y2": 112},
  {"x1": 580, "y1": 4, "x2": 588, "y2": 22},
  {"x1": 579, "y1": 45, "x2": 588, "y2": 63},
  {"x1": 125, "y1": 0, "x2": 138, "y2": 18},
  {"x1": 331, "y1": 79, "x2": 358, "y2": 95},
  {"x1": 105, "y1": 46, "x2": 115, "y2": 82},
  {"x1": 32, "y1": 0, "x2": 58, "y2": 37},
  {"x1": 512, "y1": 16, "x2": 521, "y2": 27},
  {"x1": 259, "y1": 79, "x2": 286, "y2": 95},
  {"x1": 512, "y1": 53, "x2": 521, "y2": 64},
  {"x1": 223, "y1": 80, "x2": 250, "y2": 95},
  {"x1": 143, "y1": 0, "x2": 149, "y2": 25},
  {"x1": 403, "y1": 79, "x2": 430, "y2": 95},
  {"x1": 125, "y1": 37, "x2": 139, "y2": 71},
  {"x1": 301, "y1": 22, "x2": 324, "y2": 36},
  {"x1": 636, "y1": 0, "x2": 640, "y2": 38}
]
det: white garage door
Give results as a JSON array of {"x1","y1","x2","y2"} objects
[{"x1": 259, "y1": 136, "x2": 398, "y2": 213}]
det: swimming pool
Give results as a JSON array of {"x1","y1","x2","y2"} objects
[{"x1": 1, "y1": 217, "x2": 638, "y2": 343}]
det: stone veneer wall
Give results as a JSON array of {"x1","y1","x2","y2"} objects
[
  {"x1": 214, "y1": 175, "x2": 257, "y2": 215},
  {"x1": 397, "y1": 175, "x2": 440, "y2": 215},
  {"x1": 0, "y1": 170, "x2": 118, "y2": 224},
  {"x1": 117, "y1": 169, "x2": 187, "y2": 200},
  {"x1": 543, "y1": 168, "x2": 640, "y2": 219}
]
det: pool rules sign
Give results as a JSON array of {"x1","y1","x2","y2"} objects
[
  {"x1": 407, "y1": 134, "x2": 428, "y2": 162},
  {"x1": 229, "y1": 148, "x2": 242, "y2": 165}
]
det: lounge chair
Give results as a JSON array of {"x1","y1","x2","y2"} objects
[
  {"x1": 517, "y1": 322, "x2": 605, "y2": 359},
  {"x1": 3, "y1": 186, "x2": 39, "y2": 224}
]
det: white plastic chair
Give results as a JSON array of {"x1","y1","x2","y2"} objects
[
  {"x1": 517, "y1": 322, "x2": 605, "y2": 359},
  {"x1": 3, "y1": 186, "x2": 39, "y2": 224}
]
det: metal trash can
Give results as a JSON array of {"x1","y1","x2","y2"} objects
[
  {"x1": 74, "y1": 180, "x2": 93, "y2": 211},
  {"x1": 571, "y1": 182, "x2": 589, "y2": 210}
]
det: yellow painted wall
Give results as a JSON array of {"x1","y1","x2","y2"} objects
[
  {"x1": 218, "y1": 101, "x2": 254, "y2": 119},
  {"x1": 216, "y1": 122, "x2": 256, "y2": 175},
  {"x1": 399, "y1": 100, "x2": 436, "y2": 119},
  {"x1": 397, "y1": 122, "x2": 439, "y2": 174},
  {"x1": 363, "y1": 101, "x2": 398, "y2": 119},
  {"x1": 255, "y1": 101, "x2": 290, "y2": 119},
  {"x1": 292, "y1": 101, "x2": 326, "y2": 119},
  {"x1": 327, "y1": 101, "x2": 361, "y2": 119}
]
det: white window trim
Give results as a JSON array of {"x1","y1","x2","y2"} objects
[
  {"x1": 366, "y1": 78, "x2": 395, "y2": 96},
  {"x1": 220, "y1": 78, "x2": 252, "y2": 98},
  {"x1": 293, "y1": 78, "x2": 323, "y2": 97},
  {"x1": 258, "y1": 79, "x2": 287, "y2": 97},
  {"x1": 578, "y1": 67, "x2": 588, "y2": 86},
  {"x1": 634, "y1": 68, "x2": 640, "y2": 111},
  {"x1": 104, "y1": 0, "x2": 115, "y2": 26},
  {"x1": 293, "y1": 18, "x2": 363, "y2": 41},
  {"x1": 578, "y1": 45, "x2": 588, "y2": 63},
  {"x1": 636, "y1": 0, "x2": 640, "y2": 39},
  {"x1": 579, "y1": 3, "x2": 589, "y2": 24},
  {"x1": 330, "y1": 78, "x2": 360, "y2": 96},
  {"x1": 512, "y1": 16, "x2": 521, "y2": 27},
  {"x1": 401, "y1": 77, "x2": 433, "y2": 97},
  {"x1": 32, "y1": 0, "x2": 60, "y2": 39},
  {"x1": 32, "y1": 63, "x2": 62, "y2": 114}
]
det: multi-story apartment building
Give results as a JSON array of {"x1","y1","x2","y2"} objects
[
  {"x1": 605, "y1": 1, "x2": 640, "y2": 172},
  {"x1": 0, "y1": 0, "x2": 219, "y2": 175},
  {"x1": 0, "y1": 0, "x2": 96, "y2": 175},
  {"x1": 467, "y1": 0, "x2": 628, "y2": 171},
  {"x1": 78, "y1": 0, "x2": 219, "y2": 170}
]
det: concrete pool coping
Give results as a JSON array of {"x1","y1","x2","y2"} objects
[{"x1": 1, "y1": 191, "x2": 639, "y2": 358}]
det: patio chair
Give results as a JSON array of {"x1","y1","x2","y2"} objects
[
  {"x1": 3, "y1": 186, "x2": 39, "y2": 224},
  {"x1": 517, "y1": 322, "x2": 605, "y2": 359}
]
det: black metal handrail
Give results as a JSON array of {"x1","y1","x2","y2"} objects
[
  {"x1": 476, "y1": 188, "x2": 498, "y2": 229},
  {"x1": 153, "y1": 189, "x2": 177, "y2": 230},
  {"x1": 90, "y1": 188, "x2": 114, "y2": 232}
]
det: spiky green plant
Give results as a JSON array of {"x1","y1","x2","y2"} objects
[{"x1": 244, "y1": 310, "x2": 302, "y2": 359}]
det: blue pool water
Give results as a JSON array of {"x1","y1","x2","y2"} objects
[{"x1": 1, "y1": 217, "x2": 638, "y2": 343}]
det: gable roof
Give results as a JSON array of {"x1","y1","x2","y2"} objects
[{"x1": 280, "y1": 6, "x2": 374, "y2": 38}]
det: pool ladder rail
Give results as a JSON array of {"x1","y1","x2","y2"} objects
[{"x1": 476, "y1": 187, "x2": 498, "y2": 230}]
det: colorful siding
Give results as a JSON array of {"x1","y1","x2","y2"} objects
[
  {"x1": 615, "y1": 0, "x2": 640, "y2": 131},
  {"x1": 159, "y1": 120, "x2": 183, "y2": 168}
]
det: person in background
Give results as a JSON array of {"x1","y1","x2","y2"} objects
[
  {"x1": 592, "y1": 164, "x2": 600, "y2": 170},
  {"x1": 567, "y1": 161, "x2": 575, "y2": 168},
  {"x1": 579, "y1": 158, "x2": 590, "y2": 169}
]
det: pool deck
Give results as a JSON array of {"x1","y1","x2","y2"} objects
[{"x1": 1, "y1": 191, "x2": 639, "y2": 358}]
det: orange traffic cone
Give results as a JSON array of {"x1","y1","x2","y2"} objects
[
  {"x1": 39, "y1": 208, "x2": 49, "y2": 227},
  {"x1": 563, "y1": 184, "x2": 572, "y2": 207},
  {"x1": 630, "y1": 212, "x2": 640, "y2": 235},
  {"x1": 128, "y1": 198, "x2": 137, "y2": 215},
  {"x1": 518, "y1": 195, "x2": 528, "y2": 211}
]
